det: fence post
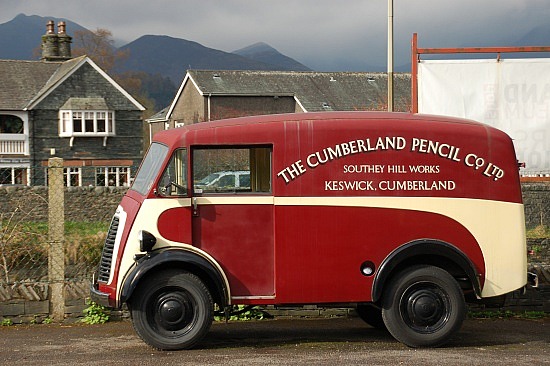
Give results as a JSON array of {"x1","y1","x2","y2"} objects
[{"x1": 48, "y1": 157, "x2": 65, "y2": 321}]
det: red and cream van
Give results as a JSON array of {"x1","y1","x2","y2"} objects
[{"x1": 91, "y1": 111, "x2": 527, "y2": 349}]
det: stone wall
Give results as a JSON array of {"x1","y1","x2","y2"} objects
[
  {"x1": 0, "y1": 185, "x2": 127, "y2": 223},
  {"x1": 522, "y1": 182, "x2": 550, "y2": 229}
]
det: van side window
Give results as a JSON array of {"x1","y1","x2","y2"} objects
[
  {"x1": 158, "y1": 148, "x2": 187, "y2": 196},
  {"x1": 193, "y1": 146, "x2": 271, "y2": 194}
]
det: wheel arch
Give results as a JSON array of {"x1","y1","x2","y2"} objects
[
  {"x1": 372, "y1": 239, "x2": 483, "y2": 303},
  {"x1": 120, "y1": 248, "x2": 230, "y2": 309}
]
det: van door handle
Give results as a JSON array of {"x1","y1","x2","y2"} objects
[{"x1": 192, "y1": 197, "x2": 199, "y2": 216}]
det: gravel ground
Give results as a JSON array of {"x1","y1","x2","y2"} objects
[{"x1": 0, "y1": 317, "x2": 548, "y2": 365}]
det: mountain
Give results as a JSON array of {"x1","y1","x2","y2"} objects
[
  {"x1": 0, "y1": 13, "x2": 89, "y2": 60},
  {"x1": 0, "y1": 14, "x2": 313, "y2": 111},
  {"x1": 0, "y1": 14, "x2": 312, "y2": 84},
  {"x1": 117, "y1": 35, "x2": 304, "y2": 84},
  {"x1": 232, "y1": 42, "x2": 310, "y2": 71}
]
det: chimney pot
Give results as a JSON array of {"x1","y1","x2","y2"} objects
[
  {"x1": 57, "y1": 21, "x2": 66, "y2": 34},
  {"x1": 46, "y1": 20, "x2": 55, "y2": 34}
]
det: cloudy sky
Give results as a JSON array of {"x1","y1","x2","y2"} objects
[{"x1": 1, "y1": 0, "x2": 548, "y2": 71}]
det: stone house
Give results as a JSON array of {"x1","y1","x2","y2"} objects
[
  {"x1": 147, "y1": 69, "x2": 411, "y2": 137},
  {"x1": 0, "y1": 21, "x2": 145, "y2": 187}
]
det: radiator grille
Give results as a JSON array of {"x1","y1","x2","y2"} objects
[{"x1": 97, "y1": 216, "x2": 120, "y2": 283}]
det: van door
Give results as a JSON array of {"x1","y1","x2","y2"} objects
[
  {"x1": 191, "y1": 146, "x2": 274, "y2": 298},
  {"x1": 156, "y1": 148, "x2": 194, "y2": 245}
]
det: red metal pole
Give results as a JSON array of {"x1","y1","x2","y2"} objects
[
  {"x1": 415, "y1": 45, "x2": 550, "y2": 55},
  {"x1": 411, "y1": 33, "x2": 418, "y2": 114}
]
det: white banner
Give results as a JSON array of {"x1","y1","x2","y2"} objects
[{"x1": 418, "y1": 59, "x2": 550, "y2": 175}]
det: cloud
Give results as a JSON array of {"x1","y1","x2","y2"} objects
[{"x1": 1, "y1": 0, "x2": 547, "y2": 71}]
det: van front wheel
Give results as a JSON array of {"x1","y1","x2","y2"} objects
[
  {"x1": 130, "y1": 270, "x2": 213, "y2": 350},
  {"x1": 381, "y1": 265, "x2": 466, "y2": 347}
]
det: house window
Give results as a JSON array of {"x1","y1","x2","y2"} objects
[
  {"x1": 0, "y1": 115, "x2": 24, "y2": 134},
  {"x1": 95, "y1": 167, "x2": 131, "y2": 187},
  {"x1": 64, "y1": 167, "x2": 81, "y2": 187},
  {"x1": 0, "y1": 167, "x2": 27, "y2": 185},
  {"x1": 59, "y1": 110, "x2": 115, "y2": 137}
]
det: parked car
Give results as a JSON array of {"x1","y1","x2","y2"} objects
[{"x1": 195, "y1": 171, "x2": 250, "y2": 192}]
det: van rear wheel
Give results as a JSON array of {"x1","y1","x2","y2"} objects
[
  {"x1": 381, "y1": 265, "x2": 466, "y2": 347},
  {"x1": 130, "y1": 270, "x2": 213, "y2": 350}
]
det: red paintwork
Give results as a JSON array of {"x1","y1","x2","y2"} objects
[
  {"x1": 274, "y1": 206, "x2": 483, "y2": 303},
  {"x1": 192, "y1": 204, "x2": 274, "y2": 296},
  {"x1": 157, "y1": 206, "x2": 192, "y2": 243},
  {"x1": 105, "y1": 112, "x2": 523, "y2": 305}
]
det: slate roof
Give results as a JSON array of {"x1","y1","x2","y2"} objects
[
  {"x1": 146, "y1": 106, "x2": 169, "y2": 123},
  {"x1": 185, "y1": 70, "x2": 411, "y2": 112},
  {"x1": 0, "y1": 56, "x2": 144, "y2": 111},
  {"x1": 0, "y1": 56, "x2": 84, "y2": 110}
]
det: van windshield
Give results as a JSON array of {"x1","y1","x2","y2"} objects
[{"x1": 131, "y1": 143, "x2": 169, "y2": 195}]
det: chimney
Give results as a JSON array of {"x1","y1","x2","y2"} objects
[
  {"x1": 57, "y1": 21, "x2": 72, "y2": 60},
  {"x1": 41, "y1": 20, "x2": 59, "y2": 61},
  {"x1": 41, "y1": 20, "x2": 72, "y2": 61}
]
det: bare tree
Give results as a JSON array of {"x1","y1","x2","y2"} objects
[{"x1": 72, "y1": 28, "x2": 129, "y2": 73}]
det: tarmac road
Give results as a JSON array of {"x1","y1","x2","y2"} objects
[{"x1": 0, "y1": 317, "x2": 548, "y2": 366}]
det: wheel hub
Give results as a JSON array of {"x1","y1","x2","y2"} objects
[
  {"x1": 400, "y1": 283, "x2": 451, "y2": 333},
  {"x1": 408, "y1": 289, "x2": 444, "y2": 326},
  {"x1": 156, "y1": 292, "x2": 193, "y2": 331}
]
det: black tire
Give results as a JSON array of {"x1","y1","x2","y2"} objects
[
  {"x1": 381, "y1": 265, "x2": 466, "y2": 347},
  {"x1": 356, "y1": 303, "x2": 387, "y2": 330},
  {"x1": 130, "y1": 270, "x2": 213, "y2": 350}
]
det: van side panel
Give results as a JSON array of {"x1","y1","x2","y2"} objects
[
  {"x1": 273, "y1": 205, "x2": 484, "y2": 303},
  {"x1": 272, "y1": 115, "x2": 525, "y2": 299}
]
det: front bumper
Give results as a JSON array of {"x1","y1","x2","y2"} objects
[{"x1": 90, "y1": 273, "x2": 112, "y2": 308}]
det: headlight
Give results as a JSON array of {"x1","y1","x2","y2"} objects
[{"x1": 138, "y1": 230, "x2": 156, "y2": 252}]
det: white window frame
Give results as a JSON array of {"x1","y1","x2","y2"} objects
[
  {"x1": 95, "y1": 166, "x2": 131, "y2": 187},
  {"x1": 64, "y1": 167, "x2": 82, "y2": 187},
  {"x1": 0, "y1": 165, "x2": 30, "y2": 185},
  {"x1": 59, "y1": 110, "x2": 115, "y2": 137}
]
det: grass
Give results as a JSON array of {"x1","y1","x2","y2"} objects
[
  {"x1": 0, "y1": 220, "x2": 109, "y2": 282},
  {"x1": 15, "y1": 221, "x2": 109, "y2": 236},
  {"x1": 526, "y1": 225, "x2": 550, "y2": 239}
]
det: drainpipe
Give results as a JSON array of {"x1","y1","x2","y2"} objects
[{"x1": 207, "y1": 93, "x2": 211, "y2": 122}]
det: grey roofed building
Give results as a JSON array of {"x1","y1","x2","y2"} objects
[
  {"x1": 186, "y1": 70, "x2": 411, "y2": 112},
  {"x1": 148, "y1": 69, "x2": 411, "y2": 137},
  {"x1": 0, "y1": 21, "x2": 145, "y2": 187}
]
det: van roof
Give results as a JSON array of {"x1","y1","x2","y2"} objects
[
  {"x1": 155, "y1": 111, "x2": 486, "y2": 139},
  {"x1": 218, "y1": 111, "x2": 481, "y2": 128},
  {"x1": 151, "y1": 111, "x2": 503, "y2": 150}
]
